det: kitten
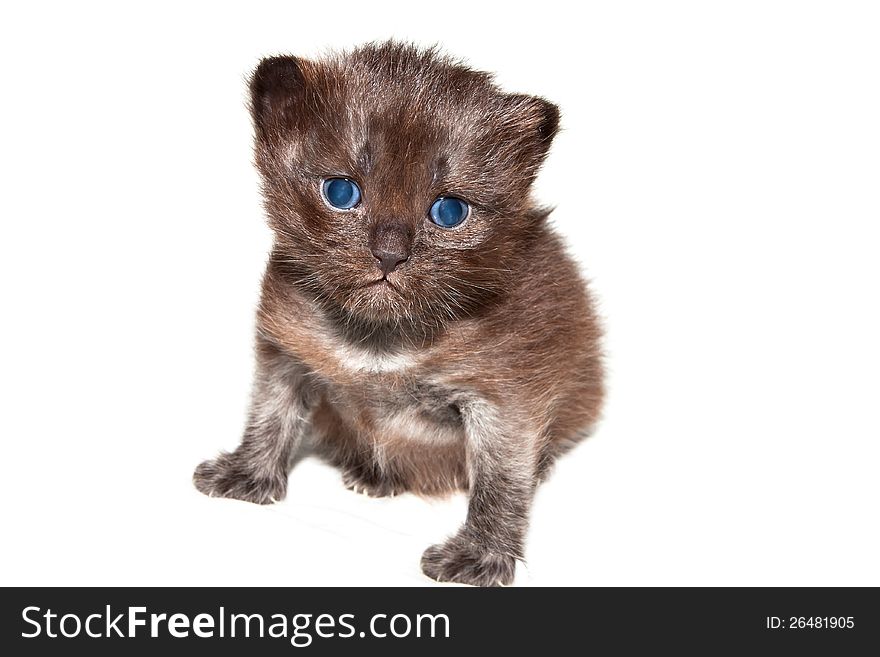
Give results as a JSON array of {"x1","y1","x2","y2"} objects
[{"x1": 194, "y1": 42, "x2": 604, "y2": 586}]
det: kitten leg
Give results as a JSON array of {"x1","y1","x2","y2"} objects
[
  {"x1": 421, "y1": 399, "x2": 537, "y2": 586},
  {"x1": 308, "y1": 400, "x2": 409, "y2": 498},
  {"x1": 193, "y1": 336, "x2": 312, "y2": 505}
]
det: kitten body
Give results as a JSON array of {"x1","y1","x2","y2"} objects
[{"x1": 194, "y1": 42, "x2": 604, "y2": 586}]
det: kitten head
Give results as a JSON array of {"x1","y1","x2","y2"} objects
[{"x1": 250, "y1": 42, "x2": 559, "y2": 332}]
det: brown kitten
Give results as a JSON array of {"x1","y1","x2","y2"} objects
[{"x1": 194, "y1": 42, "x2": 604, "y2": 586}]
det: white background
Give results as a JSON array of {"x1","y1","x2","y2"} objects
[{"x1": 1, "y1": 1, "x2": 878, "y2": 586}]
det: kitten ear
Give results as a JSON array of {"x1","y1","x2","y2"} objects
[
  {"x1": 498, "y1": 94, "x2": 561, "y2": 175},
  {"x1": 508, "y1": 93, "x2": 560, "y2": 150},
  {"x1": 249, "y1": 55, "x2": 307, "y2": 139},
  {"x1": 534, "y1": 97, "x2": 561, "y2": 146}
]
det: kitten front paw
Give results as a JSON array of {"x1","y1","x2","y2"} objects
[
  {"x1": 193, "y1": 453, "x2": 287, "y2": 505},
  {"x1": 421, "y1": 533, "x2": 517, "y2": 587},
  {"x1": 342, "y1": 464, "x2": 406, "y2": 498}
]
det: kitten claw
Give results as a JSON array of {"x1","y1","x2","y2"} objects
[
  {"x1": 193, "y1": 454, "x2": 287, "y2": 505},
  {"x1": 341, "y1": 467, "x2": 407, "y2": 498},
  {"x1": 421, "y1": 533, "x2": 517, "y2": 587}
]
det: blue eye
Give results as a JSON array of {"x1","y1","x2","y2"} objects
[
  {"x1": 322, "y1": 178, "x2": 361, "y2": 209},
  {"x1": 429, "y1": 197, "x2": 469, "y2": 228}
]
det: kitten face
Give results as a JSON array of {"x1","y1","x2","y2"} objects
[{"x1": 250, "y1": 43, "x2": 559, "y2": 329}]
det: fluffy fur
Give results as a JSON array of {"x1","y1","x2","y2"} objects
[{"x1": 194, "y1": 42, "x2": 604, "y2": 586}]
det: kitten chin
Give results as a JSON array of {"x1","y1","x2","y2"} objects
[{"x1": 194, "y1": 41, "x2": 604, "y2": 586}]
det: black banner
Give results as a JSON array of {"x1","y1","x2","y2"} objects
[{"x1": 1, "y1": 587, "x2": 876, "y2": 654}]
